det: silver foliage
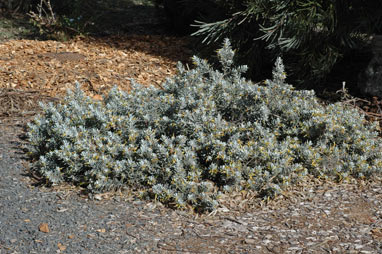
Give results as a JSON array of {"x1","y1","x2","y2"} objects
[{"x1": 27, "y1": 38, "x2": 382, "y2": 212}]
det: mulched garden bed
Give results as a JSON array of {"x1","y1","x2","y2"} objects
[
  {"x1": 1, "y1": 13, "x2": 382, "y2": 253},
  {"x1": 0, "y1": 34, "x2": 192, "y2": 126}
]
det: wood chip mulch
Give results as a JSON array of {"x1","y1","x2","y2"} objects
[
  {"x1": 1, "y1": 36, "x2": 382, "y2": 253},
  {"x1": 0, "y1": 35, "x2": 192, "y2": 124}
]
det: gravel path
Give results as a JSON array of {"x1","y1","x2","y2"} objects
[
  {"x1": 0, "y1": 125, "x2": 176, "y2": 254},
  {"x1": 2, "y1": 123, "x2": 382, "y2": 254}
]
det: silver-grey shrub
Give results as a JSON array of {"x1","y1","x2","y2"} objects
[{"x1": 26, "y1": 39, "x2": 382, "y2": 211}]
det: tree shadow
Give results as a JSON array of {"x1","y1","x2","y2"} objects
[
  {"x1": 84, "y1": 2, "x2": 169, "y2": 37},
  {"x1": 0, "y1": 11, "x2": 41, "y2": 41},
  {"x1": 1, "y1": 0, "x2": 197, "y2": 66}
]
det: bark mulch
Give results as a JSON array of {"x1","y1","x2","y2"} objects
[
  {"x1": 0, "y1": 35, "x2": 192, "y2": 125},
  {"x1": 2, "y1": 35, "x2": 382, "y2": 253}
]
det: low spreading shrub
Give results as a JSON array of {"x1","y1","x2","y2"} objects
[{"x1": 26, "y1": 39, "x2": 382, "y2": 212}]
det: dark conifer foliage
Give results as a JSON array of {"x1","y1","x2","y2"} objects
[{"x1": 192, "y1": 0, "x2": 382, "y2": 86}]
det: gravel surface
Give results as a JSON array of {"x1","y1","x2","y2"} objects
[
  {"x1": 0, "y1": 125, "x2": 173, "y2": 254},
  {"x1": 2, "y1": 123, "x2": 382, "y2": 254}
]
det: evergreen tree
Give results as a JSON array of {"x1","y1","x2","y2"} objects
[{"x1": 193, "y1": 0, "x2": 382, "y2": 86}]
